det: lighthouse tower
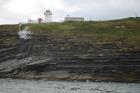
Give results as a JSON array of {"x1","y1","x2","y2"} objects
[{"x1": 44, "y1": 10, "x2": 52, "y2": 23}]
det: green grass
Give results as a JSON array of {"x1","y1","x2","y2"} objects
[
  {"x1": 0, "y1": 24, "x2": 18, "y2": 32},
  {"x1": 27, "y1": 17, "x2": 140, "y2": 42},
  {"x1": 0, "y1": 24, "x2": 18, "y2": 46},
  {"x1": 0, "y1": 17, "x2": 139, "y2": 42}
]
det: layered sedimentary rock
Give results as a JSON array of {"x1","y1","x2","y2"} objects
[
  {"x1": 0, "y1": 29, "x2": 140, "y2": 82},
  {"x1": 0, "y1": 26, "x2": 18, "y2": 63}
]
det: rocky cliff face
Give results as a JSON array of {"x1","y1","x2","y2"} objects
[{"x1": 0, "y1": 29, "x2": 140, "y2": 82}]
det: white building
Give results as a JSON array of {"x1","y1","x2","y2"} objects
[
  {"x1": 44, "y1": 10, "x2": 52, "y2": 23},
  {"x1": 65, "y1": 17, "x2": 84, "y2": 22},
  {"x1": 28, "y1": 10, "x2": 52, "y2": 23}
]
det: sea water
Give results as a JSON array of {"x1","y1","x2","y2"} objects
[{"x1": 0, "y1": 79, "x2": 140, "y2": 93}]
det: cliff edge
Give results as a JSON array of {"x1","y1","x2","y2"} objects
[{"x1": 0, "y1": 17, "x2": 140, "y2": 82}]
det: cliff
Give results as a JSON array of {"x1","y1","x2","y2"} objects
[{"x1": 0, "y1": 18, "x2": 140, "y2": 82}]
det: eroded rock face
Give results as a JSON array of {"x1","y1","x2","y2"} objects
[
  {"x1": 0, "y1": 31, "x2": 140, "y2": 82},
  {"x1": 0, "y1": 29, "x2": 18, "y2": 63}
]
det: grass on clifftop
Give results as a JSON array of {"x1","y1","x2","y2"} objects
[
  {"x1": 28, "y1": 17, "x2": 140, "y2": 42},
  {"x1": 0, "y1": 24, "x2": 18, "y2": 32}
]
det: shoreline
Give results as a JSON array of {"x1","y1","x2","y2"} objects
[
  {"x1": 0, "y1": 77, "x2": 140, "y2": 83},
  {"x1": 0, "y1": 75, "x2": 140, "y2": 83}
]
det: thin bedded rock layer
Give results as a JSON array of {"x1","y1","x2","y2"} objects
[{"x1": 0, "y1": 31, "x2": 140, "y2": 82}]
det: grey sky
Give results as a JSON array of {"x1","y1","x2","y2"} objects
[{"x1": 0, "y1": 0, "x2": 140, "y2": 24}]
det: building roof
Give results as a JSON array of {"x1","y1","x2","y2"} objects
[{"x1": 65, "y1": 17, "x2": 84, "y2": 21}]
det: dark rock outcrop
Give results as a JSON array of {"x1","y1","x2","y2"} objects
[{"x1": 0, "y1": 30, "x2": 140, "y2": 82}]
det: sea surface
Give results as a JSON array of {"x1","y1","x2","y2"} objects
[{"x1": 0, "y1": 79, "x2": 140, "y2": 93}]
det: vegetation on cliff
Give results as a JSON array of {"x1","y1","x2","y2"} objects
[
  {"x1": 28, "y1": 17, "x2": 140, "y2": 42},
  {"x1": 0, "y1": 24, "x2": 18, "y2": 47},
  {"x1": 0, "y1": 24, "x2": 18, "y2": 32}
]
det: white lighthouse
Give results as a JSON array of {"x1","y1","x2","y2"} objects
[{"x1": 44, "y1": 10, "x2": 52, "y2": 23}]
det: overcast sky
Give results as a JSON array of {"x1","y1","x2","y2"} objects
[{"x1": 0, "y1": 0, "x2": 140, "y2": 24}]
